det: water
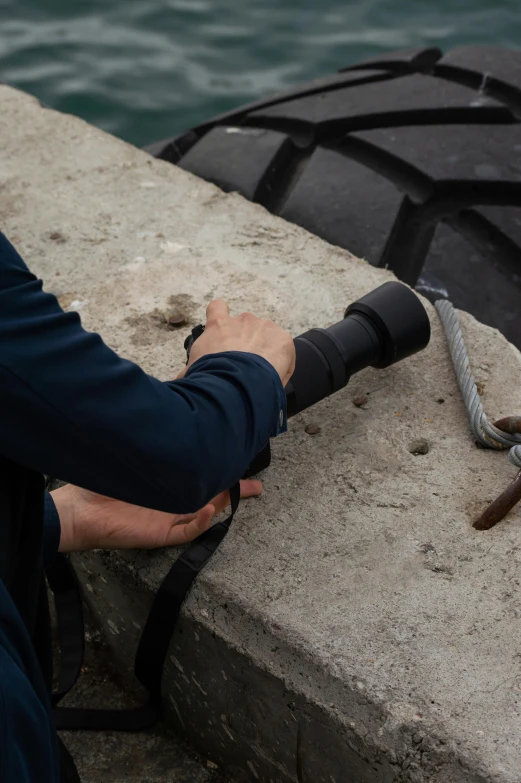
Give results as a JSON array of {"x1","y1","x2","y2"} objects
[{"x1": 1, "y1": 0, "x2": 521, "y2": 147}]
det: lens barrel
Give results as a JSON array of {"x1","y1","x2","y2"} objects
[{"x1": 285, "y1": 282, "x2": 430, "y2": 417}]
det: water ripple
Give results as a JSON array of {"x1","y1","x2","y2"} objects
[{"x1": 1, "y1": 0, "x2": 521, "y2": 145}]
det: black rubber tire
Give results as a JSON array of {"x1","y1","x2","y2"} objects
[{"x1": 146, "y1": 46, "x2": 521, "y2": 350}]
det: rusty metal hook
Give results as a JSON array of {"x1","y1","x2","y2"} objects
[{"x1": 474, "y1": 469, "x2": 521, "y2": 530}]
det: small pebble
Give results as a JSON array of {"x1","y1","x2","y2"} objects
[
  {"x1": 353, "y1": 394, "x2": 368, "y2": 407},
  {"x1": 49, "y1": 231, "x2": 66, "y2": 243},
  {"x1": 409, "y1": 438, "x2": 429, "y2": 455},
  {"x1": 164, "y1": 311, "x2": 187, "y2": 328},
  {"x1": 206, "y1": 760, "x2": 219, "y2": 770},
  {"x1": 305, "y1": 424, "x2": 321, "y2": 435}
]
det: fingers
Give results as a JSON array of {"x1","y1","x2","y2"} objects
[
  {"x1": 210, "y1": 479, "x2": 263, "y2": 516},
  {"x1": 166, "y1": 480, "x2": 264, "y2": 546},
  {"x1": 167, "y1": 504, "x2": 216, "y2": 545},
  {"x1": 206, "y1": 299, "x2": 230, "y2": 326},
  {"x1": 239, "y1": 479, "x2": 263, "y2": 499}
]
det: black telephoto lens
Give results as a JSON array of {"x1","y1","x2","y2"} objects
[{"x1": 285, "y1": 282, "x2": 430, "y2": 417}]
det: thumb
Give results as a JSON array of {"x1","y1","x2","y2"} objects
[{"x1": 206, "y1": 299, "x2": 230, "y2": 326}]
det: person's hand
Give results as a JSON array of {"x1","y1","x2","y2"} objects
[
  {"x1": 52, "y1": 479, "x2": 262, "y2": 552},
  {"x1": 185, "y1": 300, "x2": 295, "y2": 387}
]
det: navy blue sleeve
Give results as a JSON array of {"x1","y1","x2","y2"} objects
[{"x1": 0, "y1": 233, "x2": 287, "y2": 513}]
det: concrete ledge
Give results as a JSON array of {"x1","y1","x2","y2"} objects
[{"x1": 2, "y1": 86, "x2": 521, "y2": 783}]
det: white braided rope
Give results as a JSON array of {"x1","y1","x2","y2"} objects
[{"x1": 435, "y1": 299, "x2": 521, "y2": 470}]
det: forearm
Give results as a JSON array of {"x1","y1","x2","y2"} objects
[{"x1": 0, "y1": 233, "x2": 285, "y2": 512}]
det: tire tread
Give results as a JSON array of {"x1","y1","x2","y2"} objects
[{"x1": 148, "y1": 45, "x2": 521, "y2": 348}]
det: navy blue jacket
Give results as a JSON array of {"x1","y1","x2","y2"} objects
[{"x1": 0, "y1": 232, "x2": 287, "y2": 781}]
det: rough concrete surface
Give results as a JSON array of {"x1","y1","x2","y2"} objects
[
  {"x1": 58, "y1": 613, "x2": 220, "y2": 783},
  {"x1": 1, "y1": 86, "x2": 521, "y2": 783}
]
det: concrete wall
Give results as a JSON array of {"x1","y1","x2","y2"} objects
[{"x1": 1, "y1": 86, "x2": 521, "y2": 783}]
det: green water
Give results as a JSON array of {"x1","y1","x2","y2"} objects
[{"x1": 1, "y1": 0, "x2": 521, "y2": 147}]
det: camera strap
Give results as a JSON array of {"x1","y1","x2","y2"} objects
[{"x1": 49, "y1": 482, "x2": 241, "y2": 733}]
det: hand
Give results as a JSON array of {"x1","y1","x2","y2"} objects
[
  {"x1": 52, "y1": 479, "x2": 262, "y2": 552},
  {"x1": 186, "y1": 300, "x2": 295, "y2": 387}
]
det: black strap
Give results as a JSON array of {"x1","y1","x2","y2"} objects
[
  {"x1": 51, "y1": 484, "x2": 241, "y2": 732},
  {"x1": 58, "y1": 736, "x2": 81, "y2": 783},
  {"x1": 46, "y1": 555, "x2": 85, "y2": 705}
]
